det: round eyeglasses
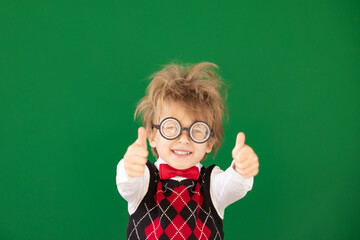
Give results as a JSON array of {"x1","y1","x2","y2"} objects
[{"x1": 152, "y1": 117, "x2": 214, "y2": 144}]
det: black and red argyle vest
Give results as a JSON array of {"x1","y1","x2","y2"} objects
[{"x1": 126, "y1": 161, "x2": 224, "y2": 240}]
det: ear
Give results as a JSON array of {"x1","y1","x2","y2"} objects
[
  {"x1": 205, "y1": 140, "x2": 214, "y2": 153},
  {"x1": 148, "y1": 129, "x2": 157, "y2": 148}
]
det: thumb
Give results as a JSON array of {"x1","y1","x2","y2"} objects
[
  {"x1": 233, "y1": 132, "x2": 245, "y2": 155},
  {"x1": 136, "y1": 127, "x2": 147, "y2": 147}
]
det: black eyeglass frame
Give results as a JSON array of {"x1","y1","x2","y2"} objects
[{"x1": 152, "y1": 117, "x2": 214, "y2": 144}]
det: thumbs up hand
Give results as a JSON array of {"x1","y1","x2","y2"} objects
[
  {"x1": 232, "y1": 132, "x2": 259, "y2": 178},
  {"x1": 123, "y1": 127, "x2": 149, "y2": 177}
]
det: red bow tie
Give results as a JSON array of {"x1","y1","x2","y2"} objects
[{"x1": 159, "y1": 164, "x2": 200, "y2": 180}]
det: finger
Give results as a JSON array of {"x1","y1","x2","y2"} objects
[
  {"x1": 235, "y1": 132, "x2": 246, "y2": 149},
  {"x1": 133, "y1": 144, "x2": 149, "y2": 158},
  {"x1": 232, "y1": 132, "x2": 246, "y2": 157},
  {"x1": 241, "y1": 167, "x2": 259, "y2": 178},
  {"x1": 235, "y1": 158, "x2": 253, "y2": 171},
  {"x1": 234, "y1": 146, "x2": 254, "y2": 163},
  {"x1": 235, "y1": 157, "x2": 259, "y2": 172},
  {"x1": 136, "y1": 127, "x2": 147, "y2": 147},
  {"x1": 241, "y1": 160, "x2": 259, "y2": 174},
  {"x1": 126, "y1": 155, "x2": 148, "y2": 165},
  {"x1": 125, "y1": 144, "x2": 148, "y2": 159},
  {"x1": 125, "y1": 163, "x2": 146, "y2": 174},
  {"x1": 234, "y1": 152, "x2": 248, "y2": 163}
]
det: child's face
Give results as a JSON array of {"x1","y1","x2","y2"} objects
[{"x1": 149, "y1": 100, "x2": 214, "y2": 170}]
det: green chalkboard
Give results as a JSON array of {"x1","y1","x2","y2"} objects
[{"x1": 1, "y1": 0, "x2": 359, "y2": 239}]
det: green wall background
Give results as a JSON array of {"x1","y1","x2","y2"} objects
[{"x1": 1, "y1": 0, "x2": 359, "y2": 239}]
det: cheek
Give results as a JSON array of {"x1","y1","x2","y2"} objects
[{"x1": 152, "y1": 135, "x2": 172, "y2": 150}]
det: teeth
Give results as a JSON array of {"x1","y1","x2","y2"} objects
[{"x1": 173, "y1": 150, "x2": 191, "y2": 155}]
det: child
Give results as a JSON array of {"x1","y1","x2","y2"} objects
[{"x1": 116, "y1": 62, "x2": 259, "y2": 240}]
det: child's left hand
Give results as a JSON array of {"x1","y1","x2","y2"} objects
[{"x1": 232, "y1": 132, "x2": 259, "y2": 178}]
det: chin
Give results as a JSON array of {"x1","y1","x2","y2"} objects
[
  {"x1": 178, "y1": 161, "x2": 199, "y2": 170},
  {"x1": 168, "y1": 160, "x2": 193, "y2": 170}
]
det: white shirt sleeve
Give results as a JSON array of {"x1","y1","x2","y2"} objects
[
  {"x1": 210, "y1": 160, "x2": 254, "y2": 219},
  {"x1": 116, "y1": 159, "x2": 150, "y2": 215}
]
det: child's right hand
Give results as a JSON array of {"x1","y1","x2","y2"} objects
[{"x1": 123, "y1": 127, "x2": 149, "y2": 177}]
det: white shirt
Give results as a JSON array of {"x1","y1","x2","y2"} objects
[{"x1": 116, "y1": 157, "x2": 253, "y2": 219}]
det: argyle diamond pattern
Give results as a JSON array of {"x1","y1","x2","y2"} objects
[
  {"x1": 144, "y1": 181, "x2": 212, "y2": 239},
  {"x1": 145, "y1": 217, "x2": 163, "y2": 240},
  {"x1": 127, "y1": 163, "x2": 224, "y2": 240}
]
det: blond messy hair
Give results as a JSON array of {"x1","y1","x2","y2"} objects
[{"x1": 135, "y1": 61, "x2": 227, "y2": 160}]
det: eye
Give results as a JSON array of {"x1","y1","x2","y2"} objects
[{"x1": 161, "y1": 120, "x2": 180, "y2": 137}]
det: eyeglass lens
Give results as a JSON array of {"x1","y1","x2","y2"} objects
[
  {"x1": 161, "y1": 119, "x2": 180, "y2": 138},
  {"x1": 191, "y1": 123, "x2": 210, "y2": 141}
]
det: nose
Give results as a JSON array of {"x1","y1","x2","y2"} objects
[{"x1": 177, "y1": 130, "x2": 191, "y2": 144}]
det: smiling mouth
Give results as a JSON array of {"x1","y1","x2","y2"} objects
[{"x1": 171, "y1": 150, "x2": 192, "y2": 156}]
